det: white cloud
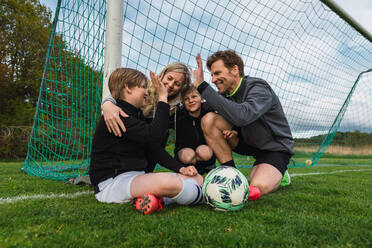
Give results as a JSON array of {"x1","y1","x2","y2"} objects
[{"x1": 333, "y1": 0, "x2": 372, "y2": 34}]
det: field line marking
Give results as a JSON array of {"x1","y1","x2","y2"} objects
[
  {"x1": 0, "y1": 191, "x2": 91, "y2": 205},
  {"x1": 1, "y1": 168, "x2": 372, "y2": 205},
  {"x1": 291, "y1": 168, "x2": 372, "y2": 177}
]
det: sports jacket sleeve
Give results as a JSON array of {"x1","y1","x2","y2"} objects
[
  {"x1": 197, "y1": 81, "x2": 273, "y2": 127},
  {"x1": 121, "y1": 101, "x2": 170, "y2": 143},
  {"x1": 145, "y1": 143, "x2": 183, "y2": 173},
  {"x1": 102, "y1": 92, "x2": 117, "y2": 105}
]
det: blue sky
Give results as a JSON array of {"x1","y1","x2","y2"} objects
[
  {"x1": 38, "y1": 0, "x2": 372, "y2": 137},
  {"x1": 40, "y1": 0, "x2": 372, "y2": 33}
]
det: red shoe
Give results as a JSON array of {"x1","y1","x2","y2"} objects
[
  {"x1": 248, "y1": 186, "x2": 261, "y2": 201},
  {"x1": 135, "y1": 193, "x2": 163, "y2": 215}
]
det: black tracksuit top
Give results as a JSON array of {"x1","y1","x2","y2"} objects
[
  {"x1": 89, "y1": 99, "x2": 183, "y2": 186},
  {"x1": 174, "y1": 102, "x2": 214, "y2": 155}
]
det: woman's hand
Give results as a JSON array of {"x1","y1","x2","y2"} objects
[
  {"x1": 179, "y1": 165, "x2": 198, "y2": 177},
  {"x1": 150, "y1": 70, "x2": 168, "y2": 103},
  {"x1": 101, "y1": 101, "x2": 128, "y2": 136}
]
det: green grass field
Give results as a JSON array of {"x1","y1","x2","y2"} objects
[{"x1": 1, "y1": 162, "x2": 371, "y2": 247}]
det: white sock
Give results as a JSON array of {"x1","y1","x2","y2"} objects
[
  {"x1": 162, "y1": 197, "x2": 174, "y2": 206},
  {"x1": 171, "y1": 178, "x2": 203, "y2": 205}
]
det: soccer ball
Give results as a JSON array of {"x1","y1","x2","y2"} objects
[
  {"x1": 305, "y1": 159, "x2": 312, "y2": 166},
  {"x1": 202, "y1": 166, "x2": 249, "y2": 211}
]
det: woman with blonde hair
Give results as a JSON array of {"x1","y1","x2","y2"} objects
[{"x1": 102, "y1": 62, "x2": 192, "y2": 136}]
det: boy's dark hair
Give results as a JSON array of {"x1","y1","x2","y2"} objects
[
  {"x1": 206, "y1": 50, "x2": 244, "y2": 77},
  {"x1": 108, "y1": 68, "x2": 148, "y2": 100},
  {"x1": 180, "y1": 84, "x2": 199, "y2": 100}
]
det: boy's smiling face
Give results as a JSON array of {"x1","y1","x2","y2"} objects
[{"x1": 182, "y1": 90, "x2": 202, "y2": 117}]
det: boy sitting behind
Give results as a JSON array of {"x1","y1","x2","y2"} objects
[
  {"x1": 89, "y1": 68, "x2": 203, "y2": 215},
  {"x1": 174, "y1": 85, "x2": 216, "y2": 174}
]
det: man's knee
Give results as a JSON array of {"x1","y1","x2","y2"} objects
[
  {"x1": 249, "y1": 164, "x2": 282, "y2": 195},
  {"x1": 202, "y1": 112, "x2": 232, "y2": 134},
  {"x1": 201, "y1": 112, "x2": 218, "y2": 132}
]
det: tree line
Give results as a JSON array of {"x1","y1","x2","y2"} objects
[
  {"x1": 295, "y1": 130, "x2": 372, "y2": 146},
  {"x1": 1, "y1": 0, "x2": 52, "y2": 126},
  {"x1": 1, "y1": 0, "x2": 103, "y2": 159}
]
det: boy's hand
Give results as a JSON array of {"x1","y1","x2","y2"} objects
[
  {"x1": 193, "y1": 53, "x2": 204, "y2": 88},
  {"x1": 179, "y1": 165, "x2": 198, "y2": 177},
  {"x1": 101, "y1": 101, "x2": 128, "y2": 136},
  {"x1": 150, "y1": 70, "x2": 167, "y2": 102}
]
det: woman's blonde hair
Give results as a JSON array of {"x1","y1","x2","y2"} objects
[
  {"x1": 158, "y1": 62, "x2": 192, "y2": 90},
  {"x1": 142, "y1": 62, "x2": 192, "y2": 117},
  {"x1": 108, "y1": 68, "x2": 148, "y2": 100}
]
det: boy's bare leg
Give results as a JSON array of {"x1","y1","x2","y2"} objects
[
  {"x1": 177, "y1": 173, "x2": 203, "y2": 186},
  {"x1": 131, "y1": 172, "x2": 203, "y2": 198},
  {"x1": 195, "y1": 145, "x2": 213, "y2": 161},
  {"x1": 131, "y1": 173, "x2": 182, "y2": 198},
  {"x1": 177, "y1": 148, "x2": 197, "y2": 165}
]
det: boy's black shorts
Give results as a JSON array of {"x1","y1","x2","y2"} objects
[{"x1": 233, "y1": 137, "x2": 291, "y2": 176}]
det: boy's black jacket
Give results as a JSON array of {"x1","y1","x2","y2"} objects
[
  {"x1": 174, "y1": 102, "x2": 214, "y2": 154},
  {"x1": 89, "y1": 99, "x2": 183, "y2": 186}
]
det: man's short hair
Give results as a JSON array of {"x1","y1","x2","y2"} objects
[
  {"x1": 206, "y1": 50, "x2": 244, "y2": 77},
  {"x1": 108, "y1": 68, "x2": 148, "y2": 100}
]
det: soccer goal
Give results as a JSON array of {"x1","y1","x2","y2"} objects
[{"x1": 23, "y1": 0, "x2": 372, "y2": 180}]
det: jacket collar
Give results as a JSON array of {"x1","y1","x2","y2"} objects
[
  {"x1": 226, "y1": 76, "x2": 248, "y2": 101},
  {"x1": 116, "y1": 99, "x2": 141, "y2": 115}
]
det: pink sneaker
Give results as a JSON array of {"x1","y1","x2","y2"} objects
[
  {"x1": 248, "y1": 186, "x2": 261, "y2": 201},
  {"x1": 135, "y1": 193, "x2": 163, "y2": 215}
]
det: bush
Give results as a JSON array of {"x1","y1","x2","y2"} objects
[{"x1": 0, "y1": 126, "x2": 31, "y2": 159}]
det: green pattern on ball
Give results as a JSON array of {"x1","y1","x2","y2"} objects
[{"x1": 202, "y1": 166, "x2": 249, "y2": 211}]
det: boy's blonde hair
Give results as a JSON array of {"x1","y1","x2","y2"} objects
[
  {"x1": 180, "y1": 84, "x2": 199, "y2": 101},
  {"x1": 108, "y1": 68, "x2": 148, "y2": 100}
]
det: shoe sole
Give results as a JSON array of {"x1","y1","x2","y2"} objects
[{"x1": 136, "y1": 195, "x2": 152, "y2": 214}]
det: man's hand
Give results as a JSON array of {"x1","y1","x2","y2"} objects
[
  {"x1": 179, "y1": 165, "x2": 198, "y2": 177},
  {"x1": 222, "y1": 130, "x2": 238, "y2": 139},
  {"x1": 193, "y1": 53, "x2": 204, "y2": 88},
  {"x1": 222, "y1": 129, "x2": 239, "y2": 148},
  {"x1": 150, "y1": 70, "x2": 168, "y2": 103},
  {"x1": 101, "y1": 101, "x2": 128, "y2": 136}
]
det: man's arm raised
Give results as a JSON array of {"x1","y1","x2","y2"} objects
[{"x1": 193, "y1": 53, "x2": 205, "y2": 88}]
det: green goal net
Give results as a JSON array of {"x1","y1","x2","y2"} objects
[{"x1": 23, "y1": 0, "x2": 372, "y2": 181}]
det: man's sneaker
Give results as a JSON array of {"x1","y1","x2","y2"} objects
[
  {"x1": 248, "y1": 186, "x2": 261, "y2": 201},
  {"x1": 280, "y1": 170, "x2": 291, "y2": 187},
  {"x1": 135, "y1": 193, "x2": 163, "y2": 215}
]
